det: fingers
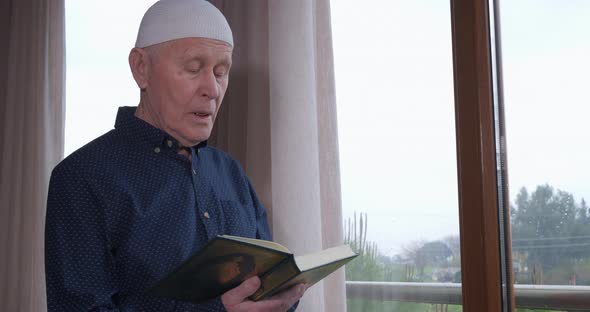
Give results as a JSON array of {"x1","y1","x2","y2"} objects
[
  {"x1": 253, "y1": 283, "x2": 306, "y2": 312},
  {"x1": 222, "y1": 279, "x2": 307, "y2": 312},
  {"x1": 221, "y1": 276, "x2": 261, "y2": 307}
]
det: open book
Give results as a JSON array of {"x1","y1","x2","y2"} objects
[{"x1": 147, "y1": 235, "x2": 357, "y2": 303}]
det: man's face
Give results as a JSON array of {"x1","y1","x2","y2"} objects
[{"x1": 142, "y1": 38, "x2": 232, "y2": 146}]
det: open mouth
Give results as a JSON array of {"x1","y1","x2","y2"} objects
[{"x1": 192, "y1": 112, "x2": 212, "y2": 120}]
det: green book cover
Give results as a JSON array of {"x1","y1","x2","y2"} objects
[{"x1": 147, "y1": 235, "x2": 357, "y2": 303}]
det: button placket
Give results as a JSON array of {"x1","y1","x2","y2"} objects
[{"x1": 190, "y1": 147, "x2": 198, "y2": 176}]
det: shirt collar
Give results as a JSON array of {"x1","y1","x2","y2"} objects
[{"x1": 114, "y1": 106, "x2": 208, "y2": 152}]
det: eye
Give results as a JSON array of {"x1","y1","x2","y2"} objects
[
  {"x1": 214, "y1": 65, "x2": 230, "y2": 78},
  {"x1": 214, "y1": 70, "x2": 228, "y2": 78}
]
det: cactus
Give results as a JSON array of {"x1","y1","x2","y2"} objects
[
  {"x1": 344, "y1": 212, "x2": 382, "y2": 282},
  {"x1": 345, "y1": 212, "x2": 373, "y2": 258}
]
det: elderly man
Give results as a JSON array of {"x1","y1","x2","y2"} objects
[{"x1": 45, "y1": 0, "x2": 304, "y2": 311}]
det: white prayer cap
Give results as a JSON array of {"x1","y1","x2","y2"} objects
[{"x1": 135, "y1": 0, "x2": 233, "y2": 48}]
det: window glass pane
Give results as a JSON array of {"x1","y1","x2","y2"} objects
[
  {"x1": 348, "y1": 301, "x2": 462, "y2": 312},
  {"x1": 330, "y1": 0, "x2": 461, "y2": 309},
  {"x1": 500, "y1": 0, "x2": 590, "y2": 310},
  {"x1": 65, "y1": 0, "x2": 156, "y2": 156}
]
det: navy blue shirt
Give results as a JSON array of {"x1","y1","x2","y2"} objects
[{"x1": 45, "y1": 106, "x2": 272, "y2": 311}]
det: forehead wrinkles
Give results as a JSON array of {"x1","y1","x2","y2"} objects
[{"x1": 176, "y1": 40, "x2": 233, "y2": 65}]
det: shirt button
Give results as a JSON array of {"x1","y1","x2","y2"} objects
[
  {"x1": 154, "y1": 147, "x2": 161, "y2": 153},
  {"x1": 167, "y1": 140, "x2": 173, "y2": 147},
  {"x1": 203, "y1": 212, "x2": 210, "y2": 219}
]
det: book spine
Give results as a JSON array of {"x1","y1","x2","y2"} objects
[{"x1": 250, "y1": 255, "x2": 300, "y2": 301}]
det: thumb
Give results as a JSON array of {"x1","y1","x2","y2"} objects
[{"x1": 221, "y1": 276, "x2": 260, "y2": 306}]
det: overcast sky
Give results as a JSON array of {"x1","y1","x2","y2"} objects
[
  {"x1": 332, "y1": 0, "x2": 590, "y2": 256},
  {"x1": 65, "y1": 0, "x2": 590, "y2": 257}
]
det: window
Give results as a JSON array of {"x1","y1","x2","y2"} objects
[
  {"x1": 501, "y1": 0, "x2": 590, "y2": 292},
  {"x1": 331, "y1": 0, "x2": 462, "y2": 310},
  {"x1": 65, "y1": 0, "x2": 155, "y2": 156},
  {"x1": 334, "y1": 0, "x2": 590, "y2": 311}
]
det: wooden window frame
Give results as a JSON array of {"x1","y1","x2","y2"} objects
[{"x1": 451, "y1": 0, "x2": 515, "y2": 310}]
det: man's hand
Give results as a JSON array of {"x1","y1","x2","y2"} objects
[{"x1": 221, "y1": 276, "x2": 305, "y2": 312}]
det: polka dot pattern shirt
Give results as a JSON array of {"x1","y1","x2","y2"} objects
[{"x1": 45, "y1": 106, "x2": 272, "y2": 311}]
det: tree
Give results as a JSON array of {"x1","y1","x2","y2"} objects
[
  {"x1": 569, "y1": 198, "x2": 590, "y2": 262},
  {"x1": 401, "y1": 240, "x2": 427, "y2": 279},
  {"x1": 443, "y1": 235, "x2": 461, "y2": 267},
  {"x1": 511, "y1": 184, "x2": 590, "y2": 284},
  {"x1": 417, "y1": 241, "x2": 452, "y2": 266},
  {"x1": 578, "y1": 199, "x2": 588, "y2": 223}
]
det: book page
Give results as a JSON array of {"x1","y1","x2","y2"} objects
[
  {"x1": 294, "y1": 245, "x2": 356, "y2": 271},
  {"x1": 221, "y1": 235, "x2": 291, "y2": 253}
]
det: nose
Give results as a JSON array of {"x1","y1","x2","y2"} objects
[{"x1": 198, "y1": 69, "x2": 220, "y2": 99}]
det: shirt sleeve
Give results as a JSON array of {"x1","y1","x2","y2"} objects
[{"x1": 45, "y1": 165, "x2": 120, "y2": 311}]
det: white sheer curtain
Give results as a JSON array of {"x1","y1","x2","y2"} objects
[
  {"x1": 0, "y1": 0, "x2": 65, "y2": 311},
  {"x1": 210, "y1": 1, "x2": 346, "y2": 310}
]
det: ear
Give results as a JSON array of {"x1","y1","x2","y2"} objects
[{"x1": 129, "y1": 48, "x2": 151, "y2": 90}]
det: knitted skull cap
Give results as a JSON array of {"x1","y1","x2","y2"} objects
[{"x1": 135, "y1": 0, "x2": 233, "y2": 48}]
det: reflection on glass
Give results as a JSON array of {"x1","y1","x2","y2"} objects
[
  {"x1": 500, "y1": 0, "x2": 590, "y2": 291},
  {"x1": 330, "y1": 0, "x2": 460, "y2": 310}
]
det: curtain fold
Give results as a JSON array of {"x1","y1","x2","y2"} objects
[
  {"x1": 210, "y1": 1, "x2": 345, "y2": 311},
  {"x1": 0, "y1": 1, "x2": 65, "y2": 311}
]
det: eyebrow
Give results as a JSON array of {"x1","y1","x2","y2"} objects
[{"x1": 182, "y1": 54, "x2": 232, "y2": 68}]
